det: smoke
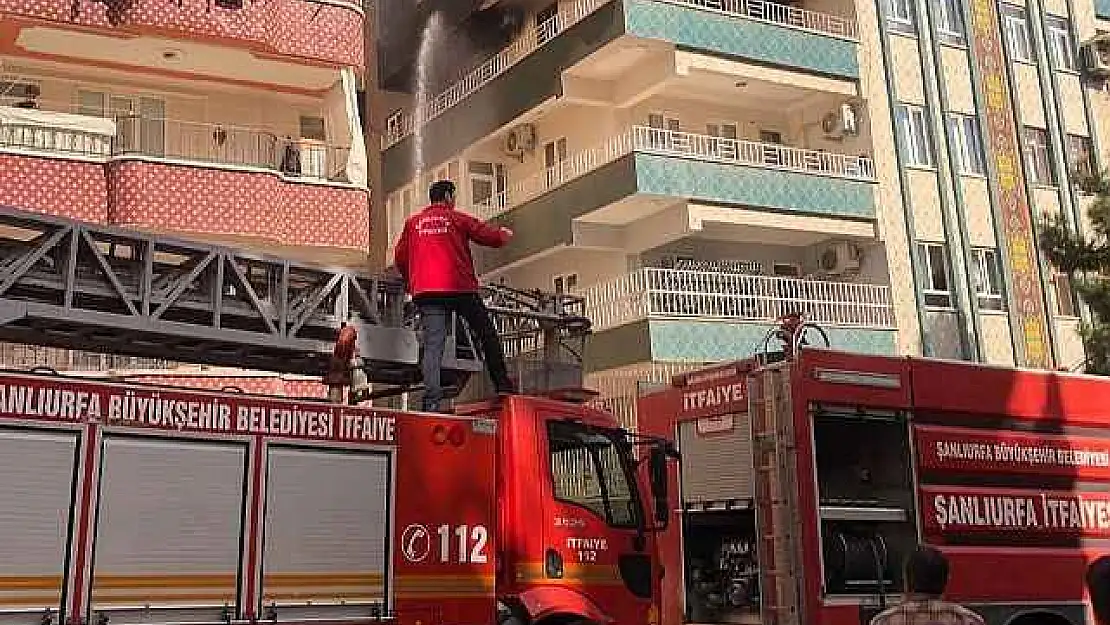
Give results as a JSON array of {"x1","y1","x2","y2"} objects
[{"x1": 378, "y1": 0, "x2": 542, "y2": 93}]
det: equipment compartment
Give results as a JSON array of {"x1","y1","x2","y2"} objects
[
  {"x1": 810, "y1": 407, "x2": 916, "y2": 598},
  {"x1": 682, "y1": 510, "x2": 760, "y2": 624}
]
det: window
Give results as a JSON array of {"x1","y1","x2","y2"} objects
[
  {"x1": 917, "y1": 242, "x2": 953, "y2": 308},
  {"x1": 1022, "y1": 126, "x2": 1055, "y2": 185},
  {"x1": 1066, "y1": 134, "x2": 1095, "y2": 179},
  {"x1": 553, "y1": 273, "x2": 578, "y2": 294},
  {"x1": 886, "y1": 0, "x2": 916, "y2": 33},
  {"x1": 707, "y1": 122, "x2": 739, "y2": 159},
  {"x1": 934, "y1": 0, "x2": 966, "y2": 44},
  {"x1": 947, "y1": 114, "x2": 986, "y2": 175},
  {"x1": 972, "y1": 248, "x2": 1006, "y2": 310},
  {"x1": 299, "y1": 116, "x2": 327, "y2": 141},
  {"x1": 0, "y1": 80, "x2": 40, "y2": 107},
  {"x1": 896, "y1": 104, "x2": 934, "y2": 167},
  {"x1": 547, "y1": 420, "x2": 637, "y2": 528},
  {"x1": 1045, "y1": 16, "x2": 1077, "y2": 71},
  {"x1": 297, "y1": 116, "x2": 328, "y2": 179},
  {"x1": 543, "y1": 137, "x2": 568, "y2": 188},
  {"x1": 1053, "y1": 273, "x2": 1078, "y2": 317},
  {"x1": 468, "y1": 161, "x2": 506, "y2": 209},
  {"x1": 1003, "y1": 7, "x2": 1033, "y2": 62},
  {"x1": 706, "y1": 122, "x2": 739, "y2": 140},
  {"x1": 79, "y1": 91, "x2": 166, "y2": 155},
  {"x1": 773, "y1": 263, "x2": 801, "y2": 277}
]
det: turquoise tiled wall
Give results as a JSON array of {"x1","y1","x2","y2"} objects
[
  {"x1": 647, "y1": 319, "x2": 897, "y2": 361},
  {"x1": 623, "y1": 0, "x2": 860, "y2": 79},
  {"x1": 633, "y1": 154, "x2": 876, "y2": 219}
]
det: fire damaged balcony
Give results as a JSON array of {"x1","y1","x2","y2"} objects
[{"x1": 380, "y1": 0, "x2": 860, "y2": 181}]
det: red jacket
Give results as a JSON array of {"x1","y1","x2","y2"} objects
[{"x1": 393, "y1": 203, "x2": 510, "y2": 296}]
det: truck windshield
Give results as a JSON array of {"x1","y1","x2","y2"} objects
[{"x1": 547, "y1": 420, "x2": 640, "y2": 529}]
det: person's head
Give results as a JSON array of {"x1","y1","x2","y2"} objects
[
  {"x1": 1087, "y1": 556, "x2": 1110, "y2": 625},
  {"x1": 904, "y1": 545, "x2": 949, "y2": 597},
  {"x1": 429, "y1": 180, "x2": 456, "y2": 206}
]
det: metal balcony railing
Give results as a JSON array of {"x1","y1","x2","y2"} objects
[
  {"x1": 673, "y1": 0, "x2": 857, "y2": 39},
  {"x1": 579, "y1": 268, "x2": 896, "y2": 331},
  {"x1": 0, "y1": 109, "x2": 355, "y2": 183},
  {"x1": 468, "y1": 126, "x2": 876, "y2": 220},
  {"x1": 112, "y1": 116, "x2": 354, "y2": 183}
]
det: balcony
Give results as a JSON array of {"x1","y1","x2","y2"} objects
[
  {"x1": 579, "y1": 268, "x2": 897, "y2": 367},
  {"x1": 382, "y1": 0, "x2": 859, "y2": 178},
  {"x1": 621, "y1": 0, "x2": 859, "y2": 77},
  {"x1": 473, "y1": 126, "x2": 875, "y2": 222},
  {"x1": 0, "y1": 0, "x2": 364, "y2": 70},
  {"x1": 113, "y1": 116, "x2": 354, "y2": 184},
  {"x1": 0, "y1": 110, "x2": 369, "y2": 258},
  {"x1": 0, "y1": 110, "x2": 356, "y2": 184}
]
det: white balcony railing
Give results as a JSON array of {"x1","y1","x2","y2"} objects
[
  {"x1": 579, "y1": 268, "x2": 896, "y2": 332},
  {"x1": 0, "y1": 123, "x2": 112, "y2": 157},
  {"x1": 670, "y1": 0, "x2": 858, "y2": 40},
  {"x1": 468, "y1": 126, "x2": 876, "y2": 221},
  {"x1": 382, "y1": 0, "x2": 612, "y2": 148},
  {"x1": 382, "y1": 0, "x2": 859, "y2": 148}
]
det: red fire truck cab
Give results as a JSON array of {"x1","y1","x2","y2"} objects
[
  {"x1": 0, "y1": 370, "x2": 671, "y2": 625},
  {"x1": 638, "y1": 348, "x2": 1110, "y2": 625}
]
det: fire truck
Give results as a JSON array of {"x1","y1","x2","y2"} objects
[
  {"x1": 0, "y1": 208, "x2": 675, "y2": 625},
  {"x1": 638, "y1": 326, "x2": 1108, "y2": 625}
]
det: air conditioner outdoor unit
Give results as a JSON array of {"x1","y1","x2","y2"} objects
[
  {"x1": 502, "y1": 124, "x2": 537, "y2": 161},
  {"x1": 1081, "y1": 34, "x2": 1110, "y2": 80},
  {"x1": 819, "y1": 241, "x2": 862, "y2": 275}
]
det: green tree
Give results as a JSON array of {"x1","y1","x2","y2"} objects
[{"x1": 1039, "y1": 172, "x2": 1110, "y2": 374}]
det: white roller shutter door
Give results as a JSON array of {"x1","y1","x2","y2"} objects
[
  {"x1": 678, "y1": 413, "x2": 754, "y2": 504},
  {"x1": 262, "y1": 446, "x2": 389, "y2": 611},
  {"x1": 92, "y1": 436, "x2": 246, "y2": 610},
  {"x1": 0, "y1": 428, "x2": 78, "y2": 612}
]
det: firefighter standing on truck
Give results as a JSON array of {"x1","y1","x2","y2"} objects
[{"x1": 392, "y1": 180, "x2": 517, "y2": 413}]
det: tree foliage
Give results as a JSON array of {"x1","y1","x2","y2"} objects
[{"x1": 1039, "y1": 172, "x2": 1110, "y2": 374}]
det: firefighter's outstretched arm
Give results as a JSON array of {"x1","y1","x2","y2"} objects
[{"x1": 458, "y1": 211, "x2": 513, "y2": 248}]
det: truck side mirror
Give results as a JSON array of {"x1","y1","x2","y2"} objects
[{"x1": 649, "y1": 444, "x2": 669, "y2": 528}]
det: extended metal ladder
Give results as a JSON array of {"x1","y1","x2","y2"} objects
[
  {"x1": 749, "y1": 362, "x2": 805, "y2": 625},
  {"x1": 0, "y1": 207, "x2": 591, "y2": 393}
]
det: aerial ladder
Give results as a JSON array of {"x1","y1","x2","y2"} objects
[{"x1": 0, "y1": 207, "x2": 592, "y2": 400}]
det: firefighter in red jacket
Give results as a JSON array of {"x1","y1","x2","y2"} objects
[{"x1": 393, "y1": 180, "x2": 517, "y2": 412}]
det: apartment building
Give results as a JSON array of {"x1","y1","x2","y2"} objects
[
  {"x1": 0, "y1": 0, "x2": 370, "y2": 375},
  {"x1": 379, "y1": 0, "x2": 1109, "y2": 425}
]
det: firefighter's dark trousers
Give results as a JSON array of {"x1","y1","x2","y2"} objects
[{"x1": 414, "y1": 292, "x2": 514, "y2": 412}]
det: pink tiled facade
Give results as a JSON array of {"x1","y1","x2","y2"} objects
[
  {"x1": 1, "y1": 0, "x2": 364, "y2": 69},
  {"x1": 0, "y1": 154, "x2": 108, "y2": 223},
  {"x1": 0, "y1": 153, "x2": 369, "y2": 253},
  {"x1": 108, "y1": 160, "x2": 370, "y2": 250}
]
